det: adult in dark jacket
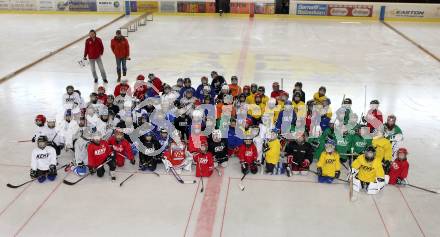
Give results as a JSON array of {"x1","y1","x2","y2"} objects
[{"x1": 284, "y1": 132, "x2": 314, "y2": 176}]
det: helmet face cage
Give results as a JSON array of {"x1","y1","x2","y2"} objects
[
  {"x1": 325, "y1": 143, "x2": 334, "y2": 152},
  {"x1": 365, "y1": 150, "x2": 375, "y2": 161}
]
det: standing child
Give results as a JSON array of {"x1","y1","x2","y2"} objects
[{"x1": 316, "y1": 139, "x2": 341, "y2": 183}]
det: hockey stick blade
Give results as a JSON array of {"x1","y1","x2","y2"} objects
[
  {"x1": 239, "y1": 182, "x2": 245, "y2": 191},
  {"x1": 7, "y1": 164, "x2": 68, "y2": 189},
  {"x1": 63, "y1": 175, "x2": 88, "y2": 185},
  {"x1": 119, "y1": 174, "x2": 134, "y2": 187}
]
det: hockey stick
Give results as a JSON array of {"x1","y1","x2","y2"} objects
[
  {"x1": 63, "y1": 159, "x2": 112, "y2": 185},
  {"x1": 169, "y1": 167, "x2": 196, "y2": 184},
  {"x1": 7, "y1": 164, "x2": 68, "y2": 189},
  {"x1": 238, "y1": 172, "x2": 248, "y2": 191},
  {"x1": 200, "y1": 176, "x2": 204, "y2": 193},
  {"x1": 349, "y1": 148, "x2": 355, "y2": 201},
  {"x1": 214, "y1": 167, "x2": 222, "y2": 177},
  {"x1": 119, "y1": 173, "x2": 135, "y2": 187},
  {"x1": 12, "y1": 139, "x2": 33, "y2": 143},
  {"x1": 404, "y1": 183, "x2": 440, "y2": 194}
]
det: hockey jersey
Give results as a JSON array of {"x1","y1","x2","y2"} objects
[
  {"x1": 372, "y1": 137, "x2": 392, "y2": 162},
  {"x1": 62, "y1": 92, "x2": 81, "y2": 110},
  {"x1": 194, "y1": 152, "x2": 214, "y2": 177},
  {"x1": 265, "y1": 139, "x2": 281, "y2": 165},
  {"x1": 87, "y1": 140, "x2": 112, "y2": 169},
  {"x1": 58, "y1": 120, "x2": 79, "y2": 149},
  {"x1": 31, "y1": 146, "x2": 57, "y2": 171},
  {"x1": 163, "y1": 144, "x2": 186, "y2": 167},
  {"x1": 352, "y1": 154, "x2": 385, "y2": 183},
  {"x1": 284, "y1": 140, "x2": 314, "y2": 165},
  {"x1": 208, "y1": 139, "x2": 228, "y2": 161},
  {"x1": 317, "y1": 152, "x2": 340, "y2": 177},
  {"x1": 108, "y1": 136, "x2": 134, "y2": 166},
  {"x1": 237, "y1": 144, "x2": 258, "y2": 164}
]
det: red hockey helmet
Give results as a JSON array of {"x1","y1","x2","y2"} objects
[
  {"x1": 137, "y1": 74, "x2": 145, "y2": 81},
  {"x1": 397, "y1": 148, "x2": 408, "y2": 155},
  {"x1": 35, "y1": 114, "x2": 46, "y2": 124}
]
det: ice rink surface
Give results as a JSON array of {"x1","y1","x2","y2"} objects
[{"x1": 0, "y1": 14, "x2": 439, "y2": 237}]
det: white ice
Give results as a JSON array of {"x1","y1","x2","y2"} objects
[{"x1": 0, "y1": 14, "x2": 439, "y2": 237}]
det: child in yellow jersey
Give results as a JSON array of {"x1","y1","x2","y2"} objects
[
  {"x1": 372, "y1": 128, "x2": 392, "y2": 173},
  {"x1": 264, "y1": 130, "x2": 281, "y2": 174},
  {"x1": 313, "y1": 86, "x2": 328, "y2": 105},
  {"x1": 351, "y1": 146, "x2": 385, "y2": 195},
  {"x1": 316, "y1": 139, "x2": 341, "y2": 183}
]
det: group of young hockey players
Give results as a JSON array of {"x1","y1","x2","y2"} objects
[{"x1": 28, "y1": 71, "x2": 410, "y2": 196}]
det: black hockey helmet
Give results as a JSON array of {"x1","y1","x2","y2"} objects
[
  {"x1": 343, "y1": 98, "x2": 352, "y2": 104},
  {"x1": 365, "y1": 146, "x2": 376, "y2": 161},
  {"x1": 370, "y1": 100, "x2": 380, "y2": 105}
]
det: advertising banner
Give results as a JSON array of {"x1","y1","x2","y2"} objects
[
  {"x1": 296, "y1": 3, "x2": 327, "y2": 16},
  {"x1": 255, "y1": 2, "x2": 274, "y2": 14},
  {"x1": 68, "y1": 0, "x2": 97, "y2": 11},
  {"x1": 327, "y1": 4, "x2": 372, "y2": 17},
  {"x1": 230, "y1": 2, "x2": 251, "y2": 14},
  {"x1": 0, "y1": 0, "x2": 10, "y2": 10},
  {"x1": 160, "y1": 1, "x2": 176, "y2": 12},
  {"x1": 137, "y1": 1, "x2": 158, "y2": 12},
  {"x1": 10, "y1": 0, "x2": 37, "y2": 10},
  {"x1": 177, "y1": 1, "x2": 214, "y2": 13},
  {"x1": 97, "y1": 0, "x2": 123, "y2": 12}
]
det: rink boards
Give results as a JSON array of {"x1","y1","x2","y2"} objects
[{"x1": 1, "y1": 0, "x2": 440, "y2": 22}]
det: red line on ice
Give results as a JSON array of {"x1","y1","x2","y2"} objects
[
  {"x1": 219, "y1": 177, "x2": 231, "y2": 237},
  {"x1": 0, "y1": 183, "x2": 32, "y2": 217},
  {"x1": 13, "y1": 174, "x2": 67, "y2": 237},
  {"x1": 235, "y1": 18, "x2": 254, "y2": 82},
  {"x1": 183, "y1": 181, "x2": 201, "y2": 237},
  {"x1": 193, "y1": 169, "x2": 224, "y2": 237},
  {"x1": 398, "y1": 187, "x2": 426, "y2": 237},
  {"x1": 372, "y1": 196, "x2": 391, "y2": 237}
]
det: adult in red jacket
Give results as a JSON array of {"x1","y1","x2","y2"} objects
[
  {"x1": 388, "y1": 148, "x2": 410, "y2": 185},
  {"x1": 87, "y1": 133, "x2": 115, "y2": 178},
  {"x1": 237, "y1": 138, "x2": 258, "y2": 174},
  {"x1": 83, "y1": 29, "x2": 108, "y2": 84},
  {"x1": 194, "y1": 143, "x2": 214, "y2": 177},
  {"x1": 107, "y1": 129, "x2": 135, "y2": 167},
  {"x1": 111, "y1": 30, "x2": 130, "y2": 82}
]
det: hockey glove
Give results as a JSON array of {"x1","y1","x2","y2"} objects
[
  {"x1": 382, "y1": 160, "x2": 391, "y2": 174},
  {"x1": 49, "y1": 165, "x2": 57, "y2": 176},
  {"x1": 335, "y1": 171, "x2": 341, "y2": 179},
  {"x1": 302, "y1": 159, "x2": 310, "y2": 168},
  {"x1": 317, "y1": 167, "x2": 322, "y2": 177},
  {"x1": 30, "y1": 169, "x2": 37, "y2": 179}
]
